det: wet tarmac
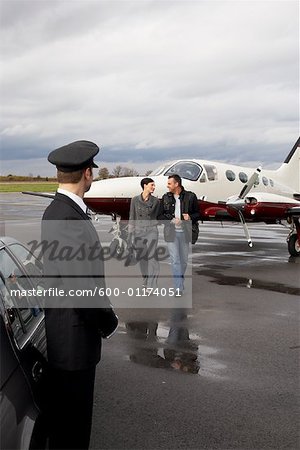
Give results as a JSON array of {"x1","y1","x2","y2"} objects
[{"x1": 1, "y1": 193, "x2": 299, "y2": 449}]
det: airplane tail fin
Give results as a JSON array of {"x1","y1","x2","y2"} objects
[{"x1": 275, "y1": 137, "x2": 300, "y2": 193}]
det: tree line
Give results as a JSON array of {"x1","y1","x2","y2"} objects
[
  {"x1": 96, "y1": 166, "x2": 152, "y2": 180},
  {"x1": 0, "y1": 166, "x2": 152, "y2": 182},
  {"x1": 0, "y1": 175, "x2": 57, "y2": 182}
]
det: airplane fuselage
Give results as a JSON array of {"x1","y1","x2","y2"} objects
[{"x1": 85, "y1": 157, "x2": 299, "y2": 222}]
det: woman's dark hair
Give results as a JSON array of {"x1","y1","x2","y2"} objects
[{"x1": 141, "y1": 177, "x2": 154, "y2": 189}]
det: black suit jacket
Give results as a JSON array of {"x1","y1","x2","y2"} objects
[{"x1": 42, "y1": 192, "x2": 117, "y2": 371}]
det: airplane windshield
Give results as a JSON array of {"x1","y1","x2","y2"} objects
[
  {"x1": 150, "y1": 166, "x2": 166, "y2": 176},
  {"x1": 164, "y1": 162, "x2": 202, "y2": 181}
]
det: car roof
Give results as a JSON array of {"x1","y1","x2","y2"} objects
[{"x1": 0, "y1": 237, "x2": 20, "y2": 247}]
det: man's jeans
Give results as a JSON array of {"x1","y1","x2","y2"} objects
[{"x1": 167, "y1": 231, "x2": 189, "y2": 291}]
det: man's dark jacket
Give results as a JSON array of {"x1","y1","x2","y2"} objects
[
  {"x1": 42, "y1": 192, "x2": 118, "y2": 371},
  {"x1": 157, "y1": 188, "x2": 200, "y2": 243}
]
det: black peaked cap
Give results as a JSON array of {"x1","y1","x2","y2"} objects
[{"x1": 48, "y1": 140, "x2": 99, "y2": 172}]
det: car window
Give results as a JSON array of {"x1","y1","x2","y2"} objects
[
  {"x1": 0, "y1": 277, "x2": 25, "y2": 344},
  {"x1": 9, "y1": 243, "x2": 43, "y2": 278},
  {"x1": 0, "y1": 249, "x2": 42, "y2": 347},
  {"x1": 8, "y1": 243, "x2": 46, "y2": 293}
]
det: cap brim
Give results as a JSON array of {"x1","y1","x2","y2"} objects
[{"x1": 91, "y1": 161, "x2": 98, "y2": 168}]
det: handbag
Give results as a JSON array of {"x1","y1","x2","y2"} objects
[{"x1": 124, "y1": 246, "x2": 138, "y2": 267}]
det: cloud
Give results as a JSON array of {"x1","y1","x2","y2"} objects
[{"x1": 0, "y1": 0, "x2": 298, "y2": 175}]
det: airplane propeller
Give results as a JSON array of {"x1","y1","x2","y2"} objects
[
  {"x1": 238, "y1": 166, "x2": 261, "y2": 199},
  {"x1": 226, "y1": 166, "x2": 262, "y2": 247}
]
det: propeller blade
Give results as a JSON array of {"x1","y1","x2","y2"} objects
[{"x1": 239, "y1": 166, "x2": 262, "y2": 199}]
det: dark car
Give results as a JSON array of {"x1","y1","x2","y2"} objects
[{"x1": 0, "y1": 237, "x2": 48, "y2": 450}]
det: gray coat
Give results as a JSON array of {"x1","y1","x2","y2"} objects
[{"x1": 129, "y1": 194, "x2": 160, "y2": 236}]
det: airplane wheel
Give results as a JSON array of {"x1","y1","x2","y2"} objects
[{"x1": 288, "y1": 234, "x2": 300, "y2": 257}]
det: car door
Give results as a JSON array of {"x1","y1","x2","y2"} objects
[
  {"x1": 0, "y1": 302, "x2": 41, "y2": 450},
  {"x1": 0, "y1": 244, "x2": 47, "y2": 409}
]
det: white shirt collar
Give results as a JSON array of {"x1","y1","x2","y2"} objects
[{"x1": 57, "y1": 188, "x2": 87, "y2": 213}]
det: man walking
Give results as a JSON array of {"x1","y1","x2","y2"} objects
[
  {"x1": 157, "y1": 174, "x2": 200, "y2": 295},
  {"x1": 41, "y1": 140, "x2": 118, "y2": 449}
]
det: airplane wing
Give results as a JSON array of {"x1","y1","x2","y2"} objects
[{"x1": 22, "y1": 191, "x2": 55, "y2": 199}]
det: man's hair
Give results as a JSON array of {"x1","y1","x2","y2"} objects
[
  {"x1": 168, "y1": 174, "x2": 182, "y2": 187},
  {"x1": 57, "y1": 169, "x2": 84, "y2": 184},
  {"x1": 141, "y1": 177, "x2": 154, "y2": 190}
]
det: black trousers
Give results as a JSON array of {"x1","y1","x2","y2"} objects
[{"x1": 46, "y1": 366, "x2": 96, "y2": 450}]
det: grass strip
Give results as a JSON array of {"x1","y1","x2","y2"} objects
[{"x1": 0, "y1": 183, "x2": 58, "y2": 193}]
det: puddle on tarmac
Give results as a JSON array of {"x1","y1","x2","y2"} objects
[
  {"x1": 123, "y1": 320, "x2": 227, "y2": 378},
  {"x1": 195, "y1": 269, "x2": 300, "y2": 296}
]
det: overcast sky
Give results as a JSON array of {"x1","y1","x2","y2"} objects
[{"x1": 0, "y1": 0, "x2": 299, "y2": 176}]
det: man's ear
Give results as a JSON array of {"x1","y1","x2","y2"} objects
[{"x1": 83, "y1": 167, "x2": 92, "y2": 179}]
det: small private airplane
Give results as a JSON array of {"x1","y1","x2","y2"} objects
[
  {"x1": 24, "y1": 137, "x2": 300, "y2": 256},
  {"x1": 83, "y1": 137, "x2": 300, "y2": 257}
]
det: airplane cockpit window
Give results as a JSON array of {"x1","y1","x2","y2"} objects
[
  {"x1": 150, "y1": 166, "x2": 166, "y2": 176},
  {"x1": 203, "y1": 164, "x2": 218, "y2": 181},
  {"x1": 262, "y1": 176, "x2": 269, "y2": 186},
  {"x1": 164, "y1": 162, "x2": 202, "y2": 181},
  {"x1": 239, "y1": 172, "x2": 248, "y2": 183},
  {"x1": 226, "y1": 170, "x2": 236, "y2": 181},
  {"x1": 269, "y1": 179, "x2": 274, "y2": 187},
  {"x1": 199, "y1": 172, "x2": 207, "y2": 183}
]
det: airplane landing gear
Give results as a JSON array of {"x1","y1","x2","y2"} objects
[
  {"x1": 287, "y1": 233, "x2": 300, "y2": 256},
  {"x1": 287, "y1": 212, "x2": 300, "y2": 257},
  {"x1": 109, "y1": 215, "x2": 128, "y2": 258}
]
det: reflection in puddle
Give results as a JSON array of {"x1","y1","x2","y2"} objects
[
  {"x1": 129, "y1": 345, "x2": 200, "y2": 374},
  {"x1": 196, "y1": 269, "x2": 300, "y2": 296},
  {"x1": 125, "y1": 319, "x2": 200, "y2": 375},
  {"x1": 124, "y1": 313, "x2": 227, "y2": 378}
]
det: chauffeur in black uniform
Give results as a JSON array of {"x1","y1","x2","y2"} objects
[{"x1": 42, "y1": 140, "x2": 118, "y2": 449}]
